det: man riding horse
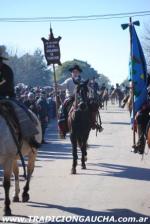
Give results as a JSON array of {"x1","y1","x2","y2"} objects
[
  {"x1": 0, "y1": 53, "x2": 15, "y2": 98},
  {"x1": 0, "y1": 53, "x2": 40, "y2": 148},
  {"x1": 58, "y1": 64, "x2": 102, "y2": 138},
  {"x1": 58, "y1": 64, "x2": 83, "y2": 138}
]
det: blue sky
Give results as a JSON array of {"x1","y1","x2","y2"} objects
[{"x1": 0, "y1": 0, "x2": 150, "y2": 85}]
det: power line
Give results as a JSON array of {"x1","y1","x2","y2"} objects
[{"x1": 0, "y1": 10, "x2": 150, "y2": 22}]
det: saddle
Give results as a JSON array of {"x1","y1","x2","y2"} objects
[
  {"x1": 0, "y1": 100, "x2": 21, "y2": 144},
  {"x1": 58, "y1": 97, "x2": 75, "y2": 138},
  {"x1": 0, "y1": 99, "x2": 39, "y2": 145}
]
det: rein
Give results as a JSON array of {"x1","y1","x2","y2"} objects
[{"x1": 74, "y1": 91, "x2": 78, "y2": 110}]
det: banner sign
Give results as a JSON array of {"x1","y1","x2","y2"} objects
[{"x1": 41, "y1": 28, "x2": 61, "y2": 65}]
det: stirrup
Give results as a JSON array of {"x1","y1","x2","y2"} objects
[
  {"x1": 96, "y1": 124, "x2": 103, "y2": 132},
  {"x1": 59, "y1": 131, "x2": 66, "y2": 139}
]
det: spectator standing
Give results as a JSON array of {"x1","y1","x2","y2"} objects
[{"x1": 36, "y1": 91, "x2": 49, "y2": 144}]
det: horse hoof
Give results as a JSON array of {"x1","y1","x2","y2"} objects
[
  {"x1": 82, "y1": 165, "x2": 86, "y2": 169},
  {"x1": 4, "y1": 208, "x2": 12, "y2": 216},
  {"x1": 71, "y1": 168, "x2": 76, "y2": 174},
  {"x1": 13, "y1": 196, "x2": 19, "y2": 202},
  {"x1": 22, "y1": 193, "x2": 30, "y2": 202}
]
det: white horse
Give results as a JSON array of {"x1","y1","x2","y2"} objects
[{"x1": 0, "y1": 109, "x2": 42, "y2": 216}]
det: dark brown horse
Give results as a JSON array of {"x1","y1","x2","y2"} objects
[{"x1": 68, "y1": 80, "x2": 91, "y2": 174}]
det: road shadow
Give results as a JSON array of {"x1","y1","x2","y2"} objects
[
  {"x1": 104, "y1": 111, "x2": 126, "y2": 114},
  {"x1": 88, "y1": 163, "x2": 150, "y2": 181},
  {"x1": 37, "y1": 119, "x2": 105, "y2": 162},
  {"x1": 109, "y1": 121, "x2": 130, "y2": 125},
  {"x1": 37, "y1": 120, "x2": 73, "y2": 162},
  {"x1": 28, "y1": 201, "x2": 150, "y2": 224},
  {"x1": 103, "y1": 121, "x2": 130, "y2": 125},
  {"x1": 37, "y1": 141, "x2": 72, "y2": 162},
  {"x1": 88, "y1": 144, "x2": 113, "y2": 149}
]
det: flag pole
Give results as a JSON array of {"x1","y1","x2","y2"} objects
[
  {"x1": 52, "y1": 63, "x2": 59, "y2": 121},
  {"x1": 41, "y1": 24, "x2": 62, "y2": 133},
  {"x1": 129, "y1": 17, "x2": 136, "y2": 149}
]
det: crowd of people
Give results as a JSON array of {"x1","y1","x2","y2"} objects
[{"x1": 15, "y1": 84, "x2": 57, "y2": 144}]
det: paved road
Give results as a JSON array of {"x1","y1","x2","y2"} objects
[{"x1": 0, "y1": 103, "x2": 150, "y2": 223}]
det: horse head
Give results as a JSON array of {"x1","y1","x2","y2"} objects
[{"x1": 75, "y1": 79, "x2": 89, "y2": 111}]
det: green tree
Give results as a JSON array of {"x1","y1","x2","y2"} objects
[
  {"x1": 55, "y1": 59, "x2": 110, "y2": 87},
  {"x1": 12, "y1": 49, "x2": 52, "y2": 86},
  {"x1": 0, "y1": 46, "x2": 52, "y2": 87}
]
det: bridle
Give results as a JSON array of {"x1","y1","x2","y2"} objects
[{"x1": 74, "y1": 81, "x2": 89, "y2": 111}]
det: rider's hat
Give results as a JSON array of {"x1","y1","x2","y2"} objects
[{"x1": 69, "y1": 64, "x2": 82, "y2": 73}]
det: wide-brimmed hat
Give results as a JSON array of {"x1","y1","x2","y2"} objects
[{"x1": 69, "y1": 64, "x2": 82, "y2": 73}]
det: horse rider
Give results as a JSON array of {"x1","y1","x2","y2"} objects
[
  {"x1": 134, "y1": 79, "x2": 150, "y2": 154},
  {"x1": 0, "y1": 54, "x2": 15, "y2": 98},
  {"x1": 57, "y1": 64, "x2": 82, "y2": 138},
  {"x1": 0, "y1": 52, "x2": 40, "y2": 148},
  {"x1": 115, "y1": 83, "x2": 124, "y2": 107},
  {"x1": 57, "y1": 64, "x2": 103, "y2": 138}
]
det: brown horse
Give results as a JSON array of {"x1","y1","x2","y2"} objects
[
  {"x1": 0, "y1": 109, "x2": 42, "y2": 216},
  {"x1": 101, "y1": 89, "x2": 109, "y2": 110},
  {"x1": 121, "y1": 92, "x2": 132, "y2": 115},
  {"x1": 68, "y1": 80, "x2": 91, "y2": 174}
]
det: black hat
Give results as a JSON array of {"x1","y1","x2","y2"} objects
[{"x1": 69, "y1": 64, "x2": 82, "y2": 73}]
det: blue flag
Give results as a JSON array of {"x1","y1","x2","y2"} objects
[{"x1": 129, "y1": 24, "x2": 147, "y2": 122}]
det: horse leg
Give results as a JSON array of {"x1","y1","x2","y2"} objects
[
  {"x1": 13, "y1": 160, "x2": 20, "y2": 202},
  {"x1": 3, "y1": 160, "x2": 13, "y2": 216},
  {"x1": 81, "y1": 143, "x2": 87, "y2": 169},
  {"x1": 81, "y1": 136, "x2": 89, "y2": 169},
  {"x1": 70, "y1": 133, "x2": 78, "y2": 174},
  {"x1": 147, "y1": 126, "x2": 150, "y2": 148},
  {"x1": 22, "y1": 149, "x2": 37, "y2": 202}
]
